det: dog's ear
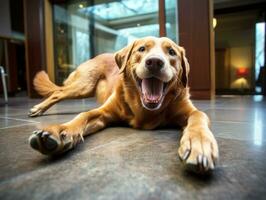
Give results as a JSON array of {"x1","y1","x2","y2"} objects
[
  {"x1": 179, "y1": 47, "x2": 190, "y2": 87},
  {"x1": 115, "y1": 41, "x2": 136, "y2": 73}
]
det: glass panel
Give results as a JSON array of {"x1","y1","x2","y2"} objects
[
  {"x1": 165, "y1": 0, "x2": 178, "y2": 42},
  {"x1": 255, "y1": 22, "x2": 265, "y2": 94},
  {"x1": 53, "y1": 4, "x2": 91, "y2": 84}
]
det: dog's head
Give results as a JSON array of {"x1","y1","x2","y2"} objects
[{"x1": 115, "y1": 36, "x2": 190, "y2": 111}]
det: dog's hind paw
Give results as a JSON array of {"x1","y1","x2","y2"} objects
[{"x1": 28, "y1": 106, "x2": 43, "y2": 117}]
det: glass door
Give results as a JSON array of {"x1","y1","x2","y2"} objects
[{"x1": 52, "y1": 0, "x2": 177, "y2": 84}]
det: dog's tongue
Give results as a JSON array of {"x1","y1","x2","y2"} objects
[{"x1": 141, "y1": 78, "x2": 163, "y2": 102}]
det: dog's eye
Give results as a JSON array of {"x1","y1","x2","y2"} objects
[
  {"x1": 168, "y1": 48, "x2": 176, "y2": 56},
  {"x1": 138, "y1": 46, "x2": 146, "y2": 52}
]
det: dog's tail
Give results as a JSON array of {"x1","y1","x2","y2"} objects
[{"x1": 33, "y1": 71, "x2": 61, "y2": 97}]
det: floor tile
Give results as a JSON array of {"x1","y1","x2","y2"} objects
[{"x1": 0, "y1": 95, "x2": 266, "y2": 200}]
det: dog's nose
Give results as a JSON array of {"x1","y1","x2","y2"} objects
[{"x1": 145, "y1": 57, "x2": 164, "y2": 72}]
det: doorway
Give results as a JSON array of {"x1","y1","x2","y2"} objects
[{"x1": 214, "y1": 7, "x2": 265, "y2": 95}]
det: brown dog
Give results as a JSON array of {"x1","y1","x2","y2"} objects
[{"x1": 28, "y1": 36, "x2": 218, "y2": 172}]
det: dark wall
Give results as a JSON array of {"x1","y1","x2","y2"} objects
[
  {"x1": 10, "y1": 0, "x2": 24, "y2": 33},
  {"x1": 24, "y1": 0, "x2": 46, "y2": 97},
  {"x1": 179, "y1": 0, "x2": 214, "y2": 99}
]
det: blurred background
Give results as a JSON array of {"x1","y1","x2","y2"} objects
[{"x1": 0, "y1": 0, "x2": 265, "y2": 100}]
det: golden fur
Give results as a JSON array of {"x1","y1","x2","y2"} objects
[{"x1": 28, "y1": 37, "x2": 218, "y2": 173}]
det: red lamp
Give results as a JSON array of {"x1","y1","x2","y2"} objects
[{"x1": 236, "y1": 67, "x2": 249, "y2": 77}]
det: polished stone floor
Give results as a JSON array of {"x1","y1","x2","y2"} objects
[{"x1": 0, "y1": 95, "x2": 266, "y2": 200}]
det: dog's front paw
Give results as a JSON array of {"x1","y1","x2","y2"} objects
[
  {"x1": 178, "y1": 128, "x2": 219, "y2": 173},
  {"x1": 28, "y1": 126, "x2": 82, "y2": 155}
]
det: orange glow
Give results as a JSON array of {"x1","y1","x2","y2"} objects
[{"x1": 236, "y1": 67, "x2": 249, "y2": 77}]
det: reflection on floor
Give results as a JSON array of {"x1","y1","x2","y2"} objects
[{"x1": 0, "y1": 96, "x2": 266, "y2": 199}]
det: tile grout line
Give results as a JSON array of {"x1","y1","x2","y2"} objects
[
  {"x1": 215, "y1": 134, "x2": 266, "y2": 143},
  {"x1": 0, "y1": 116, "x2": 38, "y2": 123},
  {"x1": 212, "y1": 120, "x2": 253, "y2": 124},
  {"x1": 0, "y1": 122, "x2": 40, "y2": 130}
]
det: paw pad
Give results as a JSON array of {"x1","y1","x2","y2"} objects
[{"x1": 29, "y1": 130, "x2": 59, "y2": 154}]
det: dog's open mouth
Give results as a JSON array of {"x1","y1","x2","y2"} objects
[{"x1": 137, "y1": 77, "x2": 168, "y2": 110}]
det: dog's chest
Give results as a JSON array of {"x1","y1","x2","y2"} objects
[{"x1": 128, "y1": 110, "x2": 167, "y2": 129}]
